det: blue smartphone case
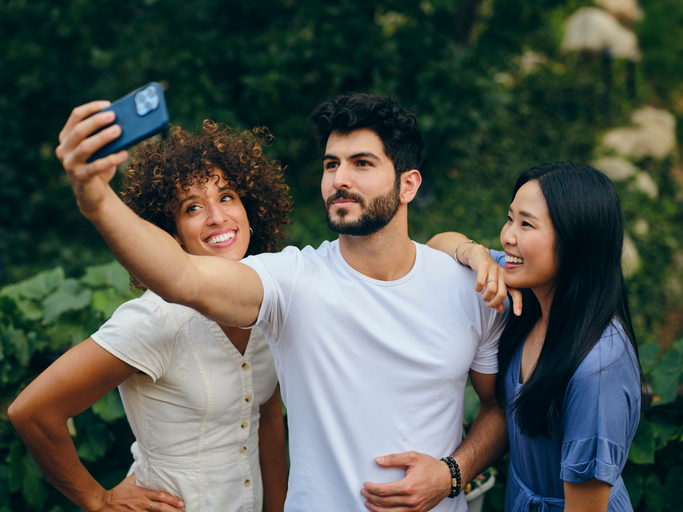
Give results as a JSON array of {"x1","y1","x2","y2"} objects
[{"x1": 87, "y1": 82, "x2": 169, "y2": 163}]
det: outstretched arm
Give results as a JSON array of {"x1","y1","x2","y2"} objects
[
  {"x1": 55, "y1": 102, "x2": 263, "y2": 327},
  {"x1": 8, "y1": 339, "x2": 185, "y2": 512},
  {"x1": 360, "y1": 371, "x2": 507, "y2": 512},
  {"x1": 427, "y1": 232, "x2": 522, "y2": 316}
]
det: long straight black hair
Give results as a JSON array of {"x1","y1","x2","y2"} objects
[{"x1": 495, "y1": 162, "x2": 641, "y2": 438}]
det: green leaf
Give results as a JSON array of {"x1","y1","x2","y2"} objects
[
  {"x1": 92, "y1": 389, "x2": 126, "y2": 423},
  {"x1": 628, "y1": 418, "x2": 656, "y2": 464},
  {"x1": 12, "y1": 328, "x2": 30, "y2": 366},
  {"x1": 48, "y1": 320, "x2": 86, "y2": 351},
  {"x1": 0, "y1": 267, "x2": 64, "y2": 301},
  {"x1": 22, "y1": 455, "x2": 48, "y2": 510},
  {"x1": 81, "y1": 260, "x2": 132, "y2": 294},
  {"x1": 7, "y1": 441, "x2": 24, "y2": 494},
  {"x1": 75, "y1": 421, "x2": 113, "y2": 462},
  {"x1": 649, "y1": 414, "x2": 682, "y2": 450},
  {"x1": 639, "y1": 342, "x2": 661, "y2": 374},
  {"x1": 643, "y1": 473, "x2": 666, "y2": 512},
  {"x1": 42, "y1": 279, "x2": 91, "y2": 324},
  {"x1": 91, "y1": 288, "x2": 129, "y2": 320},
  {"x1": 651, "y1": 344, "x2": 683, "y2": 405}
]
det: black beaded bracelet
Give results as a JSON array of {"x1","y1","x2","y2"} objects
[{"x1": 440, "y1": 456, "x2": 461, "y2": 498}]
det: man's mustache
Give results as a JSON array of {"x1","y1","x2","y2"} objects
[{"x1": 325, "y1": 190, "x2": 366, "y2": 209}]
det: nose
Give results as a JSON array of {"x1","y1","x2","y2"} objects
[
  {"x1": 332, "y1": 162, "x2": 352, "y2": 190},
  {"x1": 206, "y1": 202, "x2": 227, "y2": 225},
  {"x1": 500, "y1": 223, "x2": 516, "y2": 247}
]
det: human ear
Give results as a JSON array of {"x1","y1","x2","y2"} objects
[{"x1": 400, "y1": 170, "x2": 422, "y2": 204}]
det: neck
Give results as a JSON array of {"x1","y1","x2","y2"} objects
[
  {"x1": 532, "y1": 286, "x2": 554, "y2": 322},
  {"x1": 337, "y1": 211, "x2": 415, "y2": 281}
]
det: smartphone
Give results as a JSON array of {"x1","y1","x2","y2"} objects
[{"x1": 87, "y1": 82, "x2": 170, "y2": 163}]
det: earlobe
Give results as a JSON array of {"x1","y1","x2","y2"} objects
[{"x1": 400, "y1": 170, "x2": 422, "y2": 204}]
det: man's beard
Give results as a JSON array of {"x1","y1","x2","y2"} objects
[{"x1": 324, "y1": 182, "x2": 401, "y2": 237}]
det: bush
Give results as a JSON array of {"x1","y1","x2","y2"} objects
[{"x1": 0, "y1": 262, "x2": 139, "y2": 511}]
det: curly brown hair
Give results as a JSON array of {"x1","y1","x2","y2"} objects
[{"x1": 119, "y1": 120, "x2": 291, "y2": 288}]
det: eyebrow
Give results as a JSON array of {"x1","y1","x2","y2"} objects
[
  {"x1": 322, "y1": 151, "x2": 381, "y2": 162},
  {"x1": 508, "y1": 206, "x2": 541, "y2": 221}
]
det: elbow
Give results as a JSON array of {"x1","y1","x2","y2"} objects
[{"x1": 7, "y1": 397, "x2": 32, "y2": 433}]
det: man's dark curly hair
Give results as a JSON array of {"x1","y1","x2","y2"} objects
[
  {"x1": 119, "y1": 120, "x2": 291, "y2": 289},
  {"x1": 309, "y1": 92, "x2": 425, "y2": 176}
]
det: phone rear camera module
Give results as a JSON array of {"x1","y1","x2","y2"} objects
[{"x1": 134, "y1": 86, "x2": 160, "y2": 116}]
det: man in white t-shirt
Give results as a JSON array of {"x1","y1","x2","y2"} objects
[{"x1": 57, "y1": 92, "x2": 510, "y2": 512}]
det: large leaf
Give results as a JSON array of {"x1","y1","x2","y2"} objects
[
  {"x1": 42, "y1": 279, "x2": 91, "y2": 324},
  {"x1": 75, "y1": 421, "x2": 113, "y2": 462},
  {"x1": 91, "y1": 288, "x2": 130, "y2": 320},
  {"x1": 48, "y1": 320, "x2": 87, "y2": 351},
  {"x1": 628, "y1": 418, "x2": 656, "y2": 465},
  {"x1": 0, "y1": 267, "x2": 64, "y2": 302},
  {"x1": 639, "y1": 342, "x2": 662, "y2": 375},
  {"x1": 21, "y1": 456, "x2": 48, "y2": 510},
  {"x1": 643, "y1": 473, "x2": 667, "y2": 512},
  {"x1": 651, "y1": 343, "x2": 683, "y2": 406},
  {"x1": 92, "y1": 390, "x2": 126, "y2": 423},
  {"x1": 11, "y1": 328, "x2": 29, "y2": 366},
  {"x1": 81, "y1": 260, "x2": 132, "y2": 294}
]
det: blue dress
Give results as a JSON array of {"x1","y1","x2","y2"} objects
[{"x1": 503, "y1": 321, "x2": 640, "y2": 511}]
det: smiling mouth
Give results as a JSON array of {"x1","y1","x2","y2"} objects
[
  {"x1": 207, "y1": 232, "x2": 235, "y2": 245},
  {"x1": 506, "y1": 255, "x2": 525, "y2": 264}
]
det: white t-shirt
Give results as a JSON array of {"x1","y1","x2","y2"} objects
[
  {"x1": 242, "y1": 240, "x2": 506, "y2": 512},
  {"x1": 91, "y1": 290, "x2": 278, "y2": 512}
]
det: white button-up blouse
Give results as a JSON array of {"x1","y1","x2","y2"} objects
[{"x1": 91, "y1": 290, "x2": 278, "y2": 512}]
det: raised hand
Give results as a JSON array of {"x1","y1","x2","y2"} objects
[{"x1": 55, "y1": 101, "x2": 129, "y2": 216}]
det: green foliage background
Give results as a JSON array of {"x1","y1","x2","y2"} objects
[{"x1": 1, "y1": 0, "x2": 682, "y2": 510}]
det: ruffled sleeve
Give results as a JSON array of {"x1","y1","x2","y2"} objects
[{"x1": 559, "y1": 323, "x2": 641, "y2": 485}]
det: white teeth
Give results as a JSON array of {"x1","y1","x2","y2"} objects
[
  {"x1": 506, "y1": 255, "x2": 525, "y2": 264},
  {"x1": 207, "y1": 232, "x2": 235, "y2": 245}
]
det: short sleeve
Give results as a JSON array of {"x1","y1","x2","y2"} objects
[
  {"x1": 560, "y1": 324, "x2": 641, "y2": 486},
  {"x1": 90, "y1": 293, "x2": 181, "y2": 382},
  {"x1": 241, "y1": 247, "x2": 301, "y2": 346},
  {"x1": 469, "y1": 249, "x2": 508, "y2": 374}
]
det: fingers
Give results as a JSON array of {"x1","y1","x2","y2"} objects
[
  {"x1": 363, "y1": 478, "x2": 408, "y2": 498},
  {"x1": 146, "y1": 490, "x2": 185, "y2": 511},
  {"x1": 57, "y1": 115, "x2": 120, "y2": 168},
  {"x1": 375, "y1": 451, "x2": 416, "y2": 468},
  {"x1": 58, "y1": 100, "x2": 111, "y2": 143},
  {"x1": 508, "y1": 287, "x2": 523, "y2": 316}
]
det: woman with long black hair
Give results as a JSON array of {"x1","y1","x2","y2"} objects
[{"x1": 430, "y1": 162, "x2": 642, "y2": 511}]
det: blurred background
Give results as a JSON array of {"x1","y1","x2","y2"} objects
[{"x1": 1, "y1": 0, "x2": 681, "y2": 510}]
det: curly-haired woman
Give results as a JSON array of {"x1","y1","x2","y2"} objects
[{"x1": 9, "y1": 119, "x2": 291, "y2": 512}]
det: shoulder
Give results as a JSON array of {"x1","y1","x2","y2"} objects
[
  {"x1": 109, "y1": 290, "x2": 194, "y2": 331},
  {"x1": 416, "y1": 242, "x2": 477, "y2": 280},
  {"x1": 574, "y1": 321, "x2": 636, "y2": 378}
]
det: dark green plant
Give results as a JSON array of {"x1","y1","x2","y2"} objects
[{"x1": 0, "y1": 262, "x2": 139, "y2": 511}]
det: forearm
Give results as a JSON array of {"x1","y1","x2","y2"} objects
[
  {"x1": 450, "y1": 402, "x2": 508, "y2": 486},
  {"x1": 258, "y1": 390, "x2": 288, "y2": 512},
  {"x1": 10, "y1": 411, "x2": 106, "y2": 511},
  {"x1": 427, "y1": 232, "x2": 491, "y2": 270},
  {"x1": 85, "y1": 186, "x2": 202, "y2": 306}
]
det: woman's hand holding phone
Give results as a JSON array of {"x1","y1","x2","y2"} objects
[{"x1": 55, "y1": 101, "x2": 129, "y2": 217}]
